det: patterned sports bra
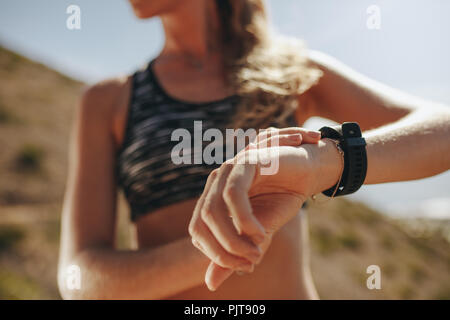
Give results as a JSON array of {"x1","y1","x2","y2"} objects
[{"x1": 116, "y1": 59, "x2": 296, "y2": 221}]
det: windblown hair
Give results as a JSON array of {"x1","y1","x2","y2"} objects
[{"x1": 216, "y1": 0, "x2": 322, "y2": 129}]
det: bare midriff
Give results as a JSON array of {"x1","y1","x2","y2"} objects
[{"x1": 134, "y1": 198, "x2": 317, "y2": 299}]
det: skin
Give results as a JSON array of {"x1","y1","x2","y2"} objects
[
  {"x1": 192, "y1": 52, "x2": 450, "y2": 290},
  {"x1": 57, "y1": 0, "x2": 450, "y2": 299}
]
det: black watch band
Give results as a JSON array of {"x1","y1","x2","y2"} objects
[{"x1": 319, "y1": 122, "x2": 367, "y2": 197}]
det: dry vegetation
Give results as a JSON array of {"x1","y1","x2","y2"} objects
[{"x1": 0, "y1": 46, "x2": 449, "y2": 300}]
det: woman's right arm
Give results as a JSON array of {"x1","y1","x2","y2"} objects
[{"x1": 57, "y1": 81, "x2": 213, "y2": 299}]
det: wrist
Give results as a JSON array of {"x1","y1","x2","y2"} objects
[{"x1": 310, "y1": 138, "x2": 344, "y2": 196}]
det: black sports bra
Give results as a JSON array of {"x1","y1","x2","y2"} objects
[{"x1": 116, "y1": 60, "x2": 296, "y2": 221}]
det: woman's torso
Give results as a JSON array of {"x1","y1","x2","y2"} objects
[
  {"x1": 112, "y1": 58, "x2": 316, "y2": 299},
  {"x1": 137, "y1": 199, "x2": 311, "y2": 299}
]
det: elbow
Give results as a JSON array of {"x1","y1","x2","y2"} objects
[
  {"x1": 415, "y1": 100, "x2": 450, "y2": 117},
  {"x1": 57, "y1": 269, "x2": 84, "y2": 300},
  {"x1": 57, "y1": 261, "x2": 93, "y2": 300},
  {"x1": 57, "y1": 251, "x2": 106, "y2": 300},
  {"x1": 58, "y1": 282, "x2": 82, "y2": 300},
  {"x1": 58, "y1": 285, "x2": 102, "y2": 300}
]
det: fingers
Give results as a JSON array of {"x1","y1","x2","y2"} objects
[
  {"x1": 200, "y1": 163, "x2": 264, "y2": 263},
  {"x1": 191, "y1": 222, "x2": 254, "y2": 271},
  {"x1": 189, "y1": 169, "x2": 254, "y2": 271},
  {"x1": 254, "y1": 127, "x2": 321, "y2": 145},
  {"x1": 204, "y1": 233, "x2": 274, "y2": 291},
  {"x1": 205, "y1": 261, "x2": 234, "y2": 291},
  {"x1": 190, "y1": 126, "x2": 321, "y2": 289},
  {"x1": 189, "y1": 168, "x2": 218, "y2": 234},
  {"x1": 254, "y1": 133, "x2": 302, "y2": 148},
  {"x1": 222, "y1": 163, "x2": 266, "y2": 244},
  {"x1": 299, "y1": 129, "x2": 321, "y2": 143}
]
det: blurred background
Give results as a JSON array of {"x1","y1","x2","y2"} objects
[{"x1": 0, "y1": 0, "x2": 449, "y2": 299}]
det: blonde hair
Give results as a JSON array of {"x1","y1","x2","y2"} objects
[{"x1": 216, "y1": 0, "x2": 322, "y2": 129}]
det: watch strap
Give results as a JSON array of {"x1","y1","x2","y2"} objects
[{"x1": 319, "y1": 122, "x2": 367, "y2": 197}]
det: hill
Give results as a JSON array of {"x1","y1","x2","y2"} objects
[{"x1": 0, "y1": 46, "x2": 449, "y2": 299}]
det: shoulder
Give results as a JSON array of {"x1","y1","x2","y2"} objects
[
  {"x1": 294, "y1": 50, "x2": 345, "y2": 124},
  {"x1": 306, "y1": 49, "x2": 368, "y2": 86},
  {"x1": 80, "y1": 76, "x2": 131, "y2": 117},
  {"x1": 77, "y1": 75, "x2": 132, "y2": 132},
  {"x1": 304, "y1": 49, "x2": 381, "y2": 105},
  {"x1": 307, "y1": 50, "x2": 338, "y2": 69}
]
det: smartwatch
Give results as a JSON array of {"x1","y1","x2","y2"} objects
[{"x1": 319, "y1": 122, "x2": 367, "y2": 197}]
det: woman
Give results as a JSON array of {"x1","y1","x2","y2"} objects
[{"x1": 58, "y1": 0, "x2": 450, "y2": 299}]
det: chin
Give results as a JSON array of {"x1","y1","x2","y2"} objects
[
  {"x1": 132, "y1": 9, "x2": 155, "y2": 19},
  {"x1": 128, "y1": 0, "x2": 181, "y2": 19}
]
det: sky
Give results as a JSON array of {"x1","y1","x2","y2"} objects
[{"x1": 0, "y1": 0, "x2": 449, "y2": 217}]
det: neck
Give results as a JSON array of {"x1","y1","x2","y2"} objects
[{"x1": 159, "y1": 0, "x2": 222, "y2": 66}]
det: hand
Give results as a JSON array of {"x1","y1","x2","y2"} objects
[
  {"x1": 189, "y1": 128, "x2": 342, "y2": 290},
  {"x1": 189, "y1": 135, "x2": 343, "y2": 290}
]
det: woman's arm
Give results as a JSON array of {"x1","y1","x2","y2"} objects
[
  {"x1": 58, "y1": 80, "x2": 210, "y2": 299},
  {"x1": 190, "y1": 51, "x2": 450, "y2": 290},
  {"x1": 302, "y1": 50, "x2": 450, "y2": 183},
  {"x1": 364, "y1": 108, "x2": 450, "y2": 183},
  {"x1": 190, "y1": 114, "x2": 450, "y2": 290}
]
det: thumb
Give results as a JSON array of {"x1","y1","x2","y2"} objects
[{"x1": 205, "y1": 262, "x2": 234, "y2": 291}]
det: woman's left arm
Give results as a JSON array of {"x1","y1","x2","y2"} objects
[
  {"x1": 190, "y1": 51, "x2": 450, "y2": 290},
  {"x1": 301, "y1": 50, "x2": 450, "y2": 182}
]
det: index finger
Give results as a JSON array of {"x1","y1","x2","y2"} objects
[
  {"x1": 256, "y1": 127, "x2": 321, "y2": 144},
  {"x1": 222, "y1": 161, "x2": 265, "y2": 244}
]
